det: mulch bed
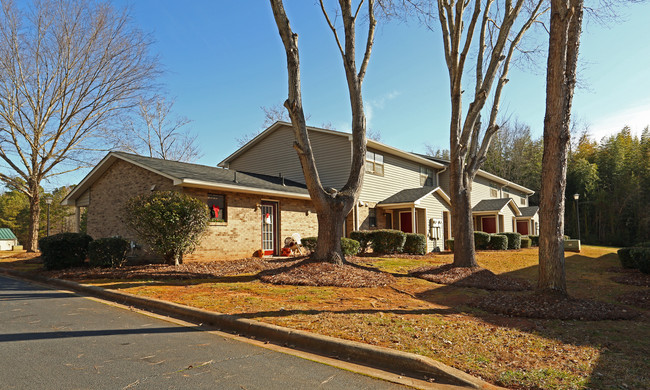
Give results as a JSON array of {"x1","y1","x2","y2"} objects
[
  {"x1": 472, "y1": 292, "x2": 640, "y2": 320},
  {"x1": 259, "y1": 261, "x2": 396, "y2": 287},
  {"x1": 610, "y1": 270, "x2": 650, "y2": 287},
  {"x1": 408, "y1": 264, "x2": 532, "y2": 291},
  {"x1": 618, "y1": 290, "x2": 650, "y2": 310},
  {"x1": 43, "y1": 257, "x2": 304, "y2": 281}
]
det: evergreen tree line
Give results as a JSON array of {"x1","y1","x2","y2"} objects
[{"x1": 480, "y1": 124, "x2": 650, "y2": 247}]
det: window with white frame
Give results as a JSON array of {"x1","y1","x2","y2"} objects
[
  {"x1": 489, "y1": 183, "x2": 498, "y2": 198},
  {"x1": 420, "y1": 166, "x2": 434, "y2": 186},
  {"x1": 520, "y1": 196, "x2": 526, "y2": 205},
  {"x1": 366, "y1": 151, "x2": 384, "y2": 175},
  {"x1": 208, "y1": 193, "x2": 226, "y2": 221}
]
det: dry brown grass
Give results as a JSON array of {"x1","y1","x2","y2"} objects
[{"x1": 1, "y1": 246, "x2": 648, "y2": 389}]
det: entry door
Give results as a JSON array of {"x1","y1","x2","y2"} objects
[
  {"x1": 516, "y1": 220, "x2": 529, "y2": 235},
  {"x1": 261, "y1": 201, "x2": 278, "y2": 256},
  {"x1": 400, "y1": 212, "x2": 413, "y2": 233},
  {"x1": 482, "y1": 216, "x2": 497, "y2": 233}
]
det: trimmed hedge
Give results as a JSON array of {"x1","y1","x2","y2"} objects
[
  {"x1": 630, "y1": 247, "x2": 650, "y2": 274},
  {"x1": 350, "y1": 231, "x2": 372, "y2": 253},
  {"x1": 39, "y1": 233, "x2": 93, "y2": 270},
  {"x1": 301, "y1": 237, "x2": 361, "y2": 256},
  {"x1": 403, "y1": 233, "x2": 426, "y2": 255},
  {"x1": 528, "y1": 235, "x2": 539, "y2": 246},
  {"x1": 341, "y1": 237, "x2": 361, "y2": 256},
  {"x1": 474, "y1": 231, "x2": 491, "y2": 250},
  {"x1": 446, "y1": 239, "x2": 454, "y2": 252},
  {"x1": 489, "y1": 234, "x2": 508, "y2": 250},
  {"x1": 302, "y1": 237, "x2": 317, "y2": 252},
  {"x1": 370, "y1": 229, "x2": 406, "y2": 254},
  {"x1": 88, "y1": 237, "x2": 130, "y2": 268},
  {"x1": 502, "y1": 232, "x2": 522, "y2": 250},
  {"x1": 617, "y1": 248, "x2": 636, "y2": 269},
  {"x1": 520, "y1": 237, "x2": 532, "y2": 248}
]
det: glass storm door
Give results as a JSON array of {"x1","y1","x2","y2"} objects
[{"x1": 261, "y1": 201, "x2": 278, "y2": 255}]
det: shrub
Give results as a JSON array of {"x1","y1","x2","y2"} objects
[
  {"x1": 350, "y1": 231, "x2": 372, "y2": 253},
  {"x1": 369, "y1": 229, "x2": 406, "y2": 254},
  {"x1": 341, "y1": 237, "x2": 361, "y2": 256},
  {"x1": 502, "y1": 232, "x2": 522, "y2": 250},
  {"x1": 528, "y1": 235, "x2": 539, "y2": 246},
  {"x1": 520, "y1": 237, "x2": 532, "y2": 248},
  {"x1": 474, "y1": 231, "x2": 491, "y2": 250},
  {"x1": 39, "y1": 233, "x2": 93, "y2": 270},
  {"x1": 124, "y1": 191, "x2": 208, "y2": 265},
  {"x1": 488, "y1": 234, "x2": 508, "y2": 250},
  {"x1": 88, "y1": 237, "x2": 130, "y2": 268},
  {"x1": 301, "y1": 237, "x2": 317, "y2": 252},
  {"x1": 630, "y1": 248, "x2": 650, "y2": 274},
  {"x1": 635, "y1": 241, "x2": 650, "y2": 248},
  {"x1": 617, "y1": 248, "x2": 637, "y2": 269},
  {"x1": 403, "y1": 233, "x2": 427, "y2": 255},
  {"x1": 446, "y1": 238, "x2": 454, "y2": 252}
]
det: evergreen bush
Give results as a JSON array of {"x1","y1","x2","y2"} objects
[
  {"x1": 520, "y1": 236, "x2": 532, "y2": 248},
  {"x1": 617, "y1": 248, "x2": 636, "y2": 269},
  {"x1": 88, "y1": 237, "x2": 130, "y2": 268},
  {"x1": 39, "y1": 233, "x2": 93, "y2": 270},
  {"x1": 528, "y1": 235, "x2": 539, "y2": 246},
  {"x1": 403, "y1": 233, "x2": 426, "y2": 255},
  {"x1": 630, "y1": 247, "x2": 650, "y2": 274},
  {"x1": 369, "y1": 229, "x2": 406, "y2": 254},
  {"x1": 301, "y1": 237, "x2": 317, "y2": 252},
  {"x1": 489, "y1": 234, "x2": 508, "y2": 250},
  {"x1": 350, "y1": 231, "x2": 372, "y2": 253},
  {"x1": 340, "y1": 237, "x2": 361, "y2": 256},
  {"x1": 474, "y1": 231, "x2": 491, "y2": 250},
  {"x1": 502, "y1": 232, "x2": 522, "y2": 249}
]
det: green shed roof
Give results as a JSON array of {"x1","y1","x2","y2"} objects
[{"x1": 0, "y1": 228, "x2": 17, "y2": 240}]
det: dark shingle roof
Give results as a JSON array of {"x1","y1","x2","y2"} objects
[
  {"x1": 378, "y1": 187, "x2": 438, "y2": 205},
  {"x1": 519, "y1": 206, "x2": 539, "y2": 217},
  {"x1": 472, "y1": 198, "x2": 513, "y2": 212},
  {"x1": 0, "y1": 228, "x2": 17, "y2": 240},
  {"x1": 113, "y1": 152, "x2": 308, "y2": 195}
]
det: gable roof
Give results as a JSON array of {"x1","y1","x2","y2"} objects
[
  {"x1": 62, "y1": 152, "x2": 310, "y2": 206},
  {"x1": 518, "y1": 206, "x2": 539, "y2": 218},
  {"x1": 378, "y1": 186, "x2": 451, "y2": 206},
  {"x1": 472, "y1": 198, "x2": 521, "y2": 216},
  {"x1": 0, "y1": 228, "x2": 17, "y2": 240},
  {"x1": 218, "y1": 121, "x2": 447, "y2": 171}
]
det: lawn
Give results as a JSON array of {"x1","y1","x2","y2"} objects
[{"x1": 2, "y1": 246, "x2": 648, "y2": 389}]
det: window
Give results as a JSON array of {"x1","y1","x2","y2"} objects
[
  {"x1": 489, "y1": 184, "x2": 498, "y2": 198},
  {"x1": 369, "y1": 208, "x2": 377, "y2": 227},
  {"x1": 208, "y1": 193, "x2": 226, "y2": 221},
  {"x1": 366, "y1": 151, "x2": 384, "y2": 175},
  {"x1": 520, "y1": 196, "x2": 526, "y2": 205},
  {"x1": 420, "y1": 166, "x2": 434, "y2": 186},
  {"x1": 385, "y1": 213, "x2": 392, "y2": 229}
]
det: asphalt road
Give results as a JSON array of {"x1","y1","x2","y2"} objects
[{"x1": 0, "y1": 275, "x2": 407, "y2": 390}]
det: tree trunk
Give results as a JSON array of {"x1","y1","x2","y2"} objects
[
  {"x1": 538, "y1": 0, "x2": 583, "y2": 296},
  {"x1": 450, "y1": 156, "x2": 478, "y2": 267},
  {"x1": 27, "y1": 183, "x2": 40, "y2": 252},
  {"x1": 312, "y1": 203, "x2": 350, "y2": 265}
]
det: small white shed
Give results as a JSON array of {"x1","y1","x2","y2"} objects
[{"x1": 0, "y1": 228, "x2": 19, "y2": 251}]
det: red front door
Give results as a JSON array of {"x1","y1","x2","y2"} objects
[
  {"x1": 482, "y1": 216, "x2": 497, "y2": 234},
  {"x1": 400, "y1": 212, "x2": 413, "y2": 233},
  {"x1": 516, "y1": 220, "x2": 529, "y2": 235}
]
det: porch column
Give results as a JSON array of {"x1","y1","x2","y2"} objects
[
  {"x1": 74, "y1": 206, "x2": 81, "y2": 233},
  {"x1": 411, "y1": 206, "x2": 416, "y2": 234}
]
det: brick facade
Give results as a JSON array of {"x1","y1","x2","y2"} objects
[{"x1": 86, "y1": 159, "x2": 318, "y2": 261}]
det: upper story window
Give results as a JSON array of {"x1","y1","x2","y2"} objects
[
  {"x1": 420, "y1": 166, "x2": 434, "y2": 186},
  {"x1": 520, "y1": 196, "x2": 526, "y2": 205},
  {"x1": 489, "y1": 184, "x2": 498, "y2": 198},
  {"x1": 366, "y1": 151, "x2": 384, "y2": 176},
  {"x1": 208, "y1": 193, "x2": 227, "y2": 221}
]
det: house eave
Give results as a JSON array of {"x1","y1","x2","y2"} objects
[{"x1": 177, "y1": 178, "x2": 311, "y2": 200}]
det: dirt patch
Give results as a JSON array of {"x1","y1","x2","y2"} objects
[
  {"x1": 409, "y1": 264, "x2": 531, "y2": 291},
  {"x1": 610, "y1": 270, "x2": 650, "y2": 287},
  {"x1": 472, "y1": 292, "x2": 639, "y2": 320},
  {"x1": 44, "y1": 257, "x2": 304, "y2": 281},
  {"x1": 259, "y1": 261, "x2": 396, "y2": 287},
  {"x1": 618, "y1": 290, "x2": 650, "y2": 310}
]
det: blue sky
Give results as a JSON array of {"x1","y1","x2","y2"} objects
[{"x1": 48, "y1": 0, "x2": 650, "y2": 189}]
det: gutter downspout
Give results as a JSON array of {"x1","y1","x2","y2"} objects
[{"x1": 436, "y1": 166, "x2": 448, "y2": 188}]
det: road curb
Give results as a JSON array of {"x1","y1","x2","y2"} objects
[{"x1": 2, "y1": 269, "x2": 500, "y2": 389}]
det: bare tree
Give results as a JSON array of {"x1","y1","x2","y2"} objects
[
  {"x1": 269, "y1": 0, "x2": 376, "y2": 264},
  {"x1": 538, "y1": 0, "x2": 583, "y2": 296},
  {"x1": 0, "y1": 0, "x2": 159, "y2": 251},
  {"x1": 414, "y1": 0, "x2": 545, "y2": 267},
  {"x1": 113, "y1": 96, "x2": 201, "y2": 162}
]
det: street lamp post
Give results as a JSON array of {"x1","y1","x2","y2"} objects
[
  {"x1": 573, "y1": 193, "x2": 580, "y2": 242},
  {"x1": 45, "y1": 196, "x2": 53, "y2": 237}
]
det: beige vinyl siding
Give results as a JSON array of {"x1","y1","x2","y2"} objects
[
  {"x1": 227, "y1": 125, "x2": 352, "y2": 189},
  {"x1": 500, "y1": 203, "x2": 517, "y2": 233},
  {"x1": 438, "y1": 169, "x2": 450, "y2": 194},
  {"x1": 360, "y1": 151, "x2": 427, "y2": 203},
  {"x1": 418, "y1": 192, "x2": 451, "y2": 252},
  {"x1": 471, "y1": 176, "x2": 498, "y2": 207}
]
